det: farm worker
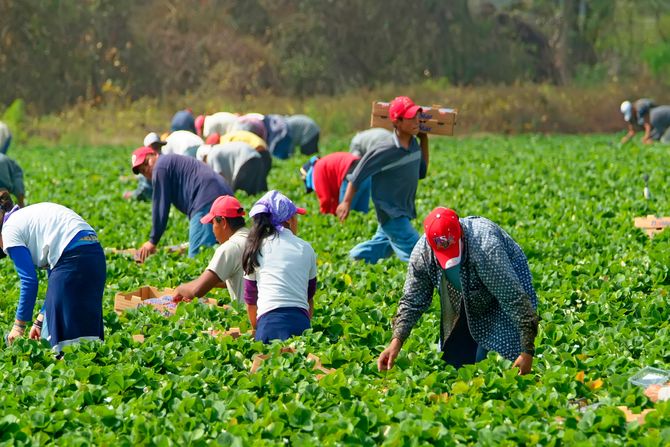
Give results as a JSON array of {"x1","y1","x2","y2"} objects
[
  {"x1": 0, "y1": 121, "x2": 11, "y2": 154},
  {"x1": 242, "y1": 190, "x2": 316, "y2": 343},
  {"x1": 220, "y1": 129, "x2": 272, "y2": 178},
  {"x1": 173, "y1": 196, "x2": 249, "y2": 303},
  {"x1": 162, "y1": 130, "x2": 204, "y2": 157},
  {"x1": 300, "y1": 152, "x2": 371, "y2": 215},
  {"x1": 286, "y1": 114, "x2": 320, "y2": 156},
  {"x1": 130, "y1": 146, "x2": 234, "y2": 261},
  {"x1": 230, "y1": 113, "x2": 267, "y2": 140},
  {"x1": 0, "y1": 154, "x2": 25, "y2": 207},
  {"x1": 620, "y1": 99, "x2": 657, "y2": 144},
  {"x1": 645, "y1": 105, "x2": 670, "y2": 144},
  {"x1": 196, "y1": 142, "x2": 269, "y2": 195},
  {"x1": 377, "y1": 208, "x2": 539, "y2": 375},
  {"x1": 195, "y1": 112, "x2": 239, "y2": 138},
  {"x1": 1, "y1": 199, "x2": 106, "y2": 352},
  {"x1": 170, "y1": 108, "x2": 196, "y2": 133},
  {"x1": 124, "y1": 133, "x2": 166, "y2": 201},
  {"x1": 263, "y1": 114, "x2": 291, "y2": 159},
  {"x1": 350, "y1": 128, "x2": 393, "y2": 157},
  {"x1": 336, "y1": 96, "x2": 429, "y2": 264}
]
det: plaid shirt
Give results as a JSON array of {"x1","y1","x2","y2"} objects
[{"x1": 392, "y1": 217, "x2": 538, "y2": 360}]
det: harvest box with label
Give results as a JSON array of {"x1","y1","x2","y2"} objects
[
  {"x1": 370, "y1": 101, "x2": 457, "y2": 136},
  {"x1": 114, "y1": 286, "x2": 230, "y2": 314}
]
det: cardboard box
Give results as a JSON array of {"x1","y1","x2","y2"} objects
[
  {"x1": 633, "y1": 216, "x2": 670, "y2": 238},
  {"x1": 370, "y1": 101, "x2": 457, "y2": 136},
  {"x1": 114, "y1": 286, "x2": 232, "y2": 314}
]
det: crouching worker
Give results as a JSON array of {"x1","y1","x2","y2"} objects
[
  {"x1": 173, "y1": 196, "x2": 248, "y2": 303},
  {"x1": 378, "y1": 208, "x2": 538, "y2": 375},
  {"x1": 242, "y1": 190, "x2": 317, "y2": 343},
  {"x1": 1, "y1": 199, "x2": 105, "y2": 352},
  {"x1": 300, "y1": 152, "x2": 371, "y2": 215},
  {"x1": 197, "y1": 142, "x2": 269, "y2": 195}
]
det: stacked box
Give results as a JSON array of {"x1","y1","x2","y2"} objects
[{"x1": 370, "y1": 101, "x2": 457, "y2": 136}]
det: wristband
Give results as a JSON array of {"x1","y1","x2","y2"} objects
[
  {"x1": 12, "y1": 324, "x2": 25, "y2": 334},
  {"x1": 33, "y1": 320, "x2": 43, "y2": 329}
]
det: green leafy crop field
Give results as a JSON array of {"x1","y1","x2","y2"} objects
[{"x1": 1, "y1": 135, "x2": 669, "y2": 445}]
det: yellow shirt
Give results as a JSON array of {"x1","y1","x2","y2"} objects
[{"x1": 220, "y1": 130, "x2": 267, "y2": 151}]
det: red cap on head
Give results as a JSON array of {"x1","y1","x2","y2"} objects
[
  {"x1": 389, "y1": 96, "x2": 422, "y2": 122},
  {"x1": 200, "y1": 195, "x2": 246, "y2": 224},
  {"x1": 131, "y1": 146, "x2": 156, "y2": 174},
  {"x1": 423, "y1": 207, "x2": 462, "y2": 269},
  {"x1": 195, "y1": 115, "x2": 205, "y2": 136},
  {"x1": 205, "y1": 132, "x2": 220, "y2": 145}
]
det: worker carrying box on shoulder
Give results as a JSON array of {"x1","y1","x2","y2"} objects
[{"x1": 371, "y1": 101, "x2": 457, "y2": 136}]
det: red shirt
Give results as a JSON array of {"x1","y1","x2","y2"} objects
[{"x1": 313, "y1": 152, "x2": 359, "y2": 215}]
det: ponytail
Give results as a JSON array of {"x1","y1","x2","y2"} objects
[{"x1": 242, "y1": 213, "x2": 278, "y2": 275}]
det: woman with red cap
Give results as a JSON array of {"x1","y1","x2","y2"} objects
[{"x1": 377, "y1": 207, "x2": 539, "y2": 375}]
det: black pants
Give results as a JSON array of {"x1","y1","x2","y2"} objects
[
  {"x1": 233, "y1": 157, "x2": 268, "y2": 195},
  {"x1": 299, "y1": 133, "x2": 319, "y2": 155},
  {"x1": 441, "y1": 304, "x2": 488, "y2": 368}
]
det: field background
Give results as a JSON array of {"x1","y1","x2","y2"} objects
[{"x1": 0, "y1": 134, "x2": 669, "y2": 444}]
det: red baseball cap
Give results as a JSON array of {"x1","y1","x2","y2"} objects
[
  {"x1": 205, "y1": 132, "x2": 220, "y2": 145},
  {"x1": 389, "y1": 96, "x2": 422, "y2": 122},
  {"x1": 195, "y1": 115, "x2": 205, "y2": 136},
  {"x1": 131, "y1": 146, "x2": 156, "y2": 174},
  {"x1": 423, "y1": 207, "x2": 462, "y2": 269},
  {"x1": 200, "y1": 195, "x2": 246, "y2": 224}
]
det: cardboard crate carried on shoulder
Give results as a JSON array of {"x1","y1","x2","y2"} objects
[{"x1": 370, "y1": 101, "x2": 457, "y2": 136}]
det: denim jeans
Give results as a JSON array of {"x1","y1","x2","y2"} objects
[
  {"x1": 349, "y1": 216, "x2": 419, "y2": 264},
  {"x1": 188, "y1": 202, "x2": 217, "y2": 257},
  {"x1": 339, "y1": 178, "x2": 371, "y2": 213},
  {"x1": 0, "y1": 134, "x2": 11, "y2": 154}
]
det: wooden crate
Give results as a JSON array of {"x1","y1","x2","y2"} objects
[
  {"x1": 633, "y1": 215, "x2": 670, "y2": 238},
  {"x1": 370, "y1": 101, "x2": 457, "y2": 136}
]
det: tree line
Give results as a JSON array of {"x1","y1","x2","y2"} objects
[{"x1": 1, "y1": 0, "x2": 668, "y2": 114}]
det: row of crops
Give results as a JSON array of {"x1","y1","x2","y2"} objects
[{"x1": 0, "y1": 134, "x2": 668, "y2": 445}]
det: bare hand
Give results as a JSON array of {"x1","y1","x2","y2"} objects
[
  {"x1": 335, "y1": 201, "x2": 350, "y2": 223},
  {"x1": 512, "y1": 352, "x2": 533, "y2": 375},
  {"x1": 7, "y1": 326, "x2": 24, "y2": 345},
  {"x1": 123, "y1": 191, "x2": 133, "y2": 200},
  {"x1": 136, "y1": 241, "x2": 157, "y2": 263},
  {"x1": 377, "y1": 338, "x2": 403, "y2": 371},
  {"x1": 29, "y1": 326, "x2": 41, "y2": 340}
]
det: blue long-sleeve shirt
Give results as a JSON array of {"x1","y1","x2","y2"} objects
[
  {"x1": 8, "y1": 246, "x2": 39, "y2": 322},
  {"x1": 150, "y1": 154, "x2": 233, "y2": 245}
]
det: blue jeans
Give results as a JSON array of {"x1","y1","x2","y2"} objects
[
  {"x1": 339, "y1": 178, "x2": 371, "y2": 213},
  {"x1": 188, "y1": 202, "x2": 217, "y2": 257},
  {"x1": 1, "y1": 134, "x2": 11, "y2": 154},
  {"x1": 349, "y1": 217, "x2": 419, "y2": 264}
]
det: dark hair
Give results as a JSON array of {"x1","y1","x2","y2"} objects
[
  {"x1": 215, "y1": 216, "x2": 245, "y2": 231},
  {"x1": 0, "y1": 189, "x2": 14, "y2": 259},
  {"x1": 242, "y1": 213, "x2": 278, "y2": 275}
]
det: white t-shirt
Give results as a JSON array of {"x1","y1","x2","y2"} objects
[
  {"x1": 2, "y1": 203, "x2": 94, "y2": 269},
  {"x1": 204, "y1": 112, "x2": 238, "y2": 138},
  {"x1": 245, "y1": 229, "x2": 317, "y2": 318},
  {"x1": 206, "y1": 227, "x2": 249, "y2": 303},
  {"x1": 163, "y1": 131, "x2": 204, "y2": 156}
]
